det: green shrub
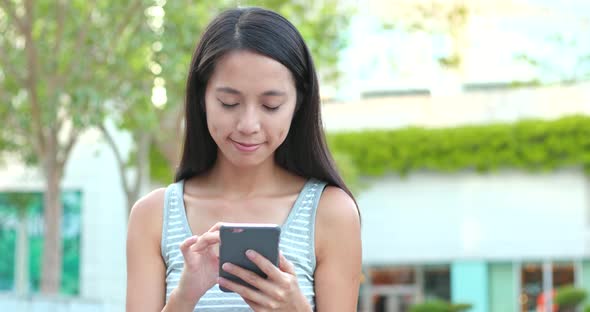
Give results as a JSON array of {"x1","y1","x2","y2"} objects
[
  {"x1": 555, "y1": 285, "x2": 587, "y2": 308},
  {"x1": 409, "y1": 300, "x2": 453, "y2": 312},
  {"x1": 328, "y1": 115, "x2": 590, "y2": 177},
  {"x1": 450, "y1": 303, "x2": 473, "y2": 312}
]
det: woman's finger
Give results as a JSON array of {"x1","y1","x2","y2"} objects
[
  {"x1": 243, "y1": 298, "x2": 265, "y2": 311},
  {"x1": 190, "y1": 232, "x2": 220, "y2": 252},
  {"x1": 208, "y1": 222, "x2": 224, "y2": 233},
  {"x1": 244, "y1": 250, "x2": 284, "y2": 280},
  {"x1": 278, "y1": 252, "x2": 296, "y2": 275},
  {"x1": 179, "y1": 235, "x2": 198, "y2": 255},
  {"x1": 221, "y1": 262, "x2": 275, "y2": 296},
  {"x1": 218, "y1": 277, "x2": 269, "y2": 305}
]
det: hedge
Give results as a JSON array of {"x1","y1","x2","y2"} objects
[{"x1": 328, "y1": 115, "x2": 590, "y2": 177}]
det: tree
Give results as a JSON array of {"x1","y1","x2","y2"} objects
[
  {"x1": 515, "y1": 33, "x2": 590, "y2": 85},
  {"x1": 379, "y1": 0, "x2": 470, "y2": 95},
  {"x1": 98, "y1": 4, "x2": 159, "y2": 215},
  {"x1": 0, "y1": 0, "x2": 152, "y2": 294}
]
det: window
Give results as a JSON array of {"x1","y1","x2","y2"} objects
[
  {"x1": 552, "y1": 262, "x2": 574, "y2": 288},
  {"x1": 521, "y1": 263, "x2": 543, "y2": 312},
  {"x1": 368, "y1": 267, "x2": 417, "y2": 312},
  {"x1": 0, "y1": 191, "x2": 81, "y2": 295},
  {"x1": 370, "y1": 266, "x2": 415, "y2": 285},
  {"x1": 520, "y1": 262, "x2": 576, "y2": 312},
  {"x1": 423, "y1": 266, "x2": 451, "y2": 301}
]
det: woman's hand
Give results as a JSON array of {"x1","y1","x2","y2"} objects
[
  {"x1": 174, "y1": 223, "x2": 222, "y2": 305},
  {"x1": 218, "y1": 251, "x2": 311, "y2": 312}
]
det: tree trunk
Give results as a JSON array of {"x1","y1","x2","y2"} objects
[
  {"x1": 131, "y1": 131, "x2": 151, "y2": 214},
  {"x1": 15, "y1": 207, "x2": 29, "y2": 296},
  {"x1": 40, "y1": 144, "x2": 63, "y2": 294},
  {"x1": 124, "y1": 131, "x2": 151, "y2": 215}
]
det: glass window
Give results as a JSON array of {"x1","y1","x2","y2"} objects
[
  {"x1": 552, "y1": 262, "x2": 574, "y2": 288},
  {"x1": 369, "y1": 267, "x2": 416, "y2": 312},
  {"x1": 423, "y1": 266, "x2": 451, "y2": 301},
  {"x1": 0, "y1": 191, "x2": 81, "y2": 295},
  {"x1": 521, "y1": 263, "x2": 543, "y2": 312},
  {"x1": 520, "y1": 262, "x2": 576, "y2": 312},
  {"x1": 370, "y1": 266, "x2": 415, "y2": 285}
]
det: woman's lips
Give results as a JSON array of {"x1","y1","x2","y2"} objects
[{"x1": 231, "y1": 140, "x2": 262, "y2": 152}]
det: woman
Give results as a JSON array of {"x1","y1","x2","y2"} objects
[{"x1": 126, "y1": 7, "x2": 361, "y2": 312}]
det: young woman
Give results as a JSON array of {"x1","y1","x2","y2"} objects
[{"x1": 126, "y1": 7, "x2": 361, "y2": 312}]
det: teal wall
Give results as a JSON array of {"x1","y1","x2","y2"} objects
[
  {"x1": 452, "y1": 261, "x2": 489, "y2": 312},
  {"x1": 488, "y1": 263, "x2": 517, "y2": 312},
  {"x1": 581, "y1": 261, "x2": 590, "y2": 308}
]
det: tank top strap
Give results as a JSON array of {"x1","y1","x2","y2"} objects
[
  {"x1": 161, "y1": 180, "x2": 190, "y2": 264},
  {"x1": 280, "y1": 178, "x2": 328, "y2": 271}
]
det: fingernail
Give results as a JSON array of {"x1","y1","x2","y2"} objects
[
  {"x1": 222, "y1": 263, "x2": 232, "y2": 270},
  {"x1": 246, "y1": 250, "x2": 255, "y2": 258}
]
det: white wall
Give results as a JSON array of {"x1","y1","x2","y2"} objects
[
  {"x1": 322, "y1": 82, "x2": 590, "y2": 131},
  {"x1": 358, "y1": 169, "x2": 590, "y2": 265},
  {"x1": 0, "y1": 124, "x2": 133, "y2": 312}
]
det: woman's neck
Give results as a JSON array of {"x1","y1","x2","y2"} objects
[{"x1": 203, "y1": 156, "x2": 290, "y2": 199}]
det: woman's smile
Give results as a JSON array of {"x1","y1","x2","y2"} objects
[{"x1": 230, "y1": 139, "x2": 263, "y2": 152}]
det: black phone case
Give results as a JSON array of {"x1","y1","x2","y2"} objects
[{"x1": 219, "y1": 224, "x2": 281, "y2": 292}]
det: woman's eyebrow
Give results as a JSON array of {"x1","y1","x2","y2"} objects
[
  {"x1": 215, "y1": 86, "x2": 241, "y2": 95},
  {"x1": 215, "y1": 87, "x2": 286, "y2": 97},
  {"x1": 260, "y1": 90, "x2": 286, "y2": 97}
]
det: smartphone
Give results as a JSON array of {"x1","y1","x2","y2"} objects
[{"x1": 218, "y1": 223, "x2": 281, "y2": 292}]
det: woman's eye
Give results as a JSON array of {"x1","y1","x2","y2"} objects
[
  {"x1": 264, "y1": 105, "x2": 280, "y2": 112},
  {"x1": 219, "y1": 101, "x2": 238, "y2": 108}
]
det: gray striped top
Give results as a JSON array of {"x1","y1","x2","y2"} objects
[{"x1": 161, "y1": 178, "x2": 327, "y2": 311}]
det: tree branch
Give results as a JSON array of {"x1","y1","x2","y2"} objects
[
  {"x1": 112, "y1": 0, "x2": 143, "y2": 44},
  {"x1": 99, "y1": 123, "x2": 131, "y2": 196},
  {"x1": 57, "y1": 128, "x2": 78, "y2": 171},
  {"x1": 19, "y1": 0, "x2": 45, "y2": 157},
  {"x1": 131, "y1": 131, "x2": 151, "y2": 205},
  {"x1": 55, "y1": 111, "x2": 66, "y2": 139},
  {"x1": 0, "y1": 0, "x2": 26, "y2": 33},
  {"x1": 54, "y1": 0, "x2": 65, "y2": 55},
  {"x1": 0, "y1": 41, "x2": 25, "y2": 86},
  {"x1": 59, "y1": 0, "x2": 96, "y2": 89}
]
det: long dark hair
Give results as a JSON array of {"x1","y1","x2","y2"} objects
[{"x1": 175, "y1": 7, "x2": 356, "y2": 205}]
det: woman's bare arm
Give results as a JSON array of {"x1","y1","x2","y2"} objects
[
  {"x1": 314, "y1": 186, "x2": 362, "y2": 311},
  {"x1": 126, "y1": 188, "x2": 218, "y2": 312},
  {"x1": 126, "y1": 189, "x2": 169, "y2": 312}
]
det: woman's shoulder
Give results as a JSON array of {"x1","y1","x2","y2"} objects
[
  {"x1": 131, "y1": 187, "x2": 168, "y2": 218},
  {"x1": 128, "y1": 187, "x2": 168, "y2": 241},
  {"x1": 316, "y1": 185, "x2": 359, "y2": 229},
  {"x1": 314, "y1": 185, "x2": 361, "y2": 259}
]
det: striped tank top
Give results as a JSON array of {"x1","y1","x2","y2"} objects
[{"x1": 161, "y1": 178, "x2": 327, "y2": 311}]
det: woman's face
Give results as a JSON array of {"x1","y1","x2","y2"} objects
[{"x1": 204, "y1": 50, "x2": 298, "y2": 168}]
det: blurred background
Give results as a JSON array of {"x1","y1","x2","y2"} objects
[{"x1": 0, "y1": 0, "x2": 589, "y2": 311}]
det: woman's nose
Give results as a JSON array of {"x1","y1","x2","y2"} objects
[{"x1": 236, "y1": 107, "x2": 261, "y2": 134}]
